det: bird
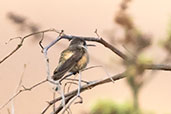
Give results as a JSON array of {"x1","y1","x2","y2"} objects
[{"x1": 52, "y1": 38, "x2": 90, "y2": 81}]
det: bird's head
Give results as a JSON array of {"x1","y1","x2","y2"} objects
[
  {"x1": 69, "y1": 38, "x2": 87, "y2": 48},
  {"x1": 69, "y1": 38, "x2": 96, "y2": 49}
]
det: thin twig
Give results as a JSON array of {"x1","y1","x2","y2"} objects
[
  {"x1": 0, "y1": 28, "x2": 59, "y2": 64},
  {"x1": 59, "y1": 73, "x2": 73, "y2": 83},
  {"x1": 42, "y1": 72, "x2": 125, "y2": 114},
  {"x1": 5, "y1": 37, "x2": 22, "y2": 44},
  {"x1": 10, "y1": 64, "x2": 27, "y2": 114},
  {"x1": 64, "y1": 82, "x2": 78, "y2": 94},
  {"x1": 61, "y1": 95, "x2": 78, "y2": 114},
  {"x1": 64, "y1": 78, "x2": 89, "y2": 84},
  {"x1": 66, "y1": 75, "x2": 77, "y2": 93},
  {"x1": 94, "y1": 29, "x2": 101, "y2": 38},
  {"x1": 0, "y1": 79, "x2": 47, "y2": 110},
  {"x1": 59, "y1": 65, "x2": 103, "y2": 84},
  {"x1": 52, "y1": 95, "x2": 74, "y2": 114},
  {"x1": 61, "y1": 72, "x2": 82, "y2": 114},
  {"x1": 39, "y1": 32, "x2": 45, "y2": 50},
  {"x1": 74, "y1": 96, "x2": 83, "y2": 104},
  {"x1": 145, "y1": 64, "x2": 171, "y2": 71},
  {"x1": 82, "y1": 65, "x2": 103, "y2": 71},
  {"x1": 53, "y1": 92, "x2": 56, "y2": 113}
]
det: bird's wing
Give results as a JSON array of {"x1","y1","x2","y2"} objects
[{"x1": 52, "y1": 48, "x2": 83, "y2": 80}]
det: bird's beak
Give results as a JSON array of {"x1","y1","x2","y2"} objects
[{"x1": 87, "y1": 44, "x2": 96, "y2": 47}]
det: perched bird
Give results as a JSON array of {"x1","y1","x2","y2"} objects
[{"x1": 52, "y1": 38, "x2": 90, "y2": 80}]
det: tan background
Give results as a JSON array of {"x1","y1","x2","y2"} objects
[{"x1": 0, "y1": 0, "x2": 171, "y2": 114}]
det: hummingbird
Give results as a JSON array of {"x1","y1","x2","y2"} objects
[{"x1": 52, "y1": 38, "x2": 91, "y2": 81}]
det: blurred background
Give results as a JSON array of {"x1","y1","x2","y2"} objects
[{"x1": 0, "y1": 0, "x2": 171, "y2": 114}]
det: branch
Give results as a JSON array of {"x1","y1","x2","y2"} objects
[
  {"x1": 60, "y1": 35, "x2": 128, "y2": 60},
  {"x1": 145, "y1": 64, "x2": 171, "y2": 71},
  {"x1": 0, "y1": 28, "x2": 59, "y2": 64},
  {"x1": 10, "y1": 64, "x2": 26, "y2": 114},
  {"x1": 42, "y1": 63, "x2": 171, "y2": 113},
  {"x1": 0, "y1": 79, "x2": 47, "y2": 110},
  {"x1": 59, "y1": 34, "x2": 171, "y2": 72},
  {"x1": 41, "y1": 72, "x2": 126, "y2": 113},
  {"x1": 60, "y1": 35, "x2": 171, "y2": 71},
  {"x1": 2, "y1": 29, "x2": 171, "y2": 114},
  {"x1": 2, "y1": 29, "x2": 171, "y2": 71}
]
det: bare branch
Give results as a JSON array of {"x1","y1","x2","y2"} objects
[
  {"x1": 94, "y1": 29, "x2": 101, "y2": 38},
  {"x1": 64, "y1": 81, "x2": 78, "y2": 94},
  {"x1": 5, "y1": 37, "x2": 22, "y2": 45},
  {"x1": 60, "y1": 35, "x2": 128, "y2": 60},
  {"x1": 42, "y1": 72, "x2": 125, "y2": 113},
  {"x1": 1, "y1": 28, "x2": 171, "y2": 114},
  {"x1": 10, "y1": 64, "x2": 27, "y2": 114},
  {"x1": 145, "y1": 64, "x2": 171, "y2": 71},
  {"x1": 53, "y1": 92, "x2": 56, "y2": 113},
  {"x1": 0, "y1": 79, "x2": 47, "y2": 110},
  {"x1": 2, "y1": 28, "x2": 171, "y2": 72},
  {"x1": 64, "y1": 78, "x2": 89, "y2": 84},
  {"x1": 0, "y1": 28, "x2": 60, "y2": 64},
  {"x1": 39, "y1": 33, "x2": 45, "y2": 50},
  {"x1": 45, "y1": 62, "x2": 171, "y2": 113}
]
